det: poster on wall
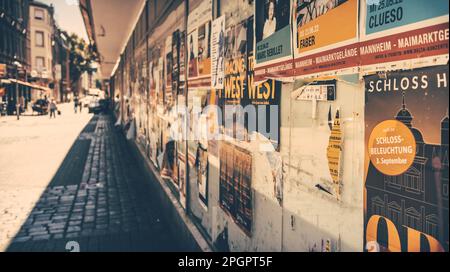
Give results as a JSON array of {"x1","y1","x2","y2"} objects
[
  {"x1": 165, "y1": 35, "x2": 174, "y2": 105},
  {"x1": 187, "y1": 0, "x2": 212, "y2": 89},
  {"x1": 247, "y1": 16, "x2": 281, "y2": 150},
  {"x1": 360, "y1": 0, "x2": 449, "y2": 72},
  {"x1": 219, "y1": 142, "x2": 253, "y2": 236},
  {"x1": 364, "y1": 0, "x2": 449, "y2": 36},
  {"x1": 220, "y1": 20, "x2": 248, "y2": 106},
  {"x1": 211, "y1": 15, "x2": 226, "y2": 89},
  {"x1": 254, "y1": 0, "x2": 293, "y2": 82},
  {"x1": 196, "y1": 145, "x2": 209, "y2": 209},
  {"x1": 364, "y1": 65, "x2": 449, "y2": 252},
  {"x1": 179, "y1": 31, "x2": 187, "y2": 96},
  {"x1": 188, "y1": 30, "x2": 199, "y2": 79},
  {"x1": 207, "y1": 89, "x2": 220, "y2": 158},
  {"x1": 292, "y1": 0, "x2": 359, "y2": 77},
  {"x1": 326, "y1": 108, "x2": 343, "y2": 198},
  {"x1": 218, "y1": 19, "x2": 250, "y2": 140},
  {"x1": 178, "y1": 154, "x2": 187, "y2": 209},
  {"x1": 157, "y1": 56, "x2": 164, "y2": 105},
  {"x1": 172, "y1": 30, "x2": 180, "y2": 96}
]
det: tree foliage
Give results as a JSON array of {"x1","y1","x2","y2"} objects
[{"x1": 63, "y1": 31, "x2": 99, "y2": 91}]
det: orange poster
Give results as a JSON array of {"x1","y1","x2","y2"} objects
[{"x1": 294, "y1": 0, "x2": 358, "y2": 56}]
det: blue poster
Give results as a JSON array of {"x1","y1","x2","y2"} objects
[
  {"x1": 366, "y1": 0, "x2": 449, "y2": 35},
  {"x1": 255, "y1": 0, "x2": 292, "y2": 64}
]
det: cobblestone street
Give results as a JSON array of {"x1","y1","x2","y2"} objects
[{"x1": 0, "y1": 106, "x2": 182, "y2": 252}]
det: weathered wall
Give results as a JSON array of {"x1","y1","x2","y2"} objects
[{"x1": 112, "y1": 0, "x2": 449, "y2": 252}]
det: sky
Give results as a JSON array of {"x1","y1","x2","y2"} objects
[{"x1": 40, "y1": 0, "x2": 89, "y2": 41}]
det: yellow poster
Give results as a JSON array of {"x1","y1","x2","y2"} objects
[
  {"x1": 327, "y1": 108, "x2": 343, "y2": 198},
  {"x1": 294, "y1": 0, "x2": 358, "y2": 55}
]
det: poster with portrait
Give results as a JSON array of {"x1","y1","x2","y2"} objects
[
  {"x1": 211, "y1": 15, "x2": 226, "y2": 89},
  {"x1": 364, "y1": 65, "x2": 449, "y2": 252},
  {"x1": 254, "y1": 0, "x2": 293, "y2": 82},
  {"x1": 247, "y1": 16, "x2": 282, "y2": 150},
  {"x1": 292, "y1": 0, "x2": 359, "y2": 77},
  {"x1": 187, "y1": 0, "x2": 212, "y2": 89}
]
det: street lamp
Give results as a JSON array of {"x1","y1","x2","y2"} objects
[{"x1": 13, "y1": 59, "x2": 22, "y2": 120}]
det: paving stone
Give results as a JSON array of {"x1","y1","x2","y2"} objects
[
  {"x1": 30, "y1": 231, "x2": 50, "y2": 237},
  {"x1": 83, "y1": 216, "x2": 95, "y2": 223},
  {"x1": 65, "y1": 232, "x2": 80, "y2": 239},
  {"x1": 13, "y1": 236, "x2": 32, "y2": 243},
  {"x1": 67, "y1": 226, "x2": 82, "y2": 233},
  {"x1": 70, "y1": 215, "x2": 83, "y2": 221},
  {"x1": 32, "y1": 234, "x2": 51, "y2": 241}
]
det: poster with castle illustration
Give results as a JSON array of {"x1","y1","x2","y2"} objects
[{"x1": 364, "y1": 65, "x2": 449, "y2": 252}]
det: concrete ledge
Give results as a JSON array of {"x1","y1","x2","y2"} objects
[{"x1": 127, "y1": 139, "x2": 213, "y2": 252}]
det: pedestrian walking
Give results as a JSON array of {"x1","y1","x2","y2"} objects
[
  {"x1": 74, "y1": 96, "x2": 79, "y2": 113},
  {"x1": 79, "y1": 98, "x2": 83, "y2": 113},
  {"x1": 49, "y1": 99, "x2": 57, "y2": 119}
]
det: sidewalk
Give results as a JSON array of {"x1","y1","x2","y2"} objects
[
  {"x1": 2, "y1": 112, "x2": 182, "y2": 251},
  {"x1": 0, "y1": 103, "x2": 92, "y2": 251}
]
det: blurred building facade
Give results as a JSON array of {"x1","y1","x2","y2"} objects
[{"x1": 0, "y1": 0, "x2": 30, "y2": 114}]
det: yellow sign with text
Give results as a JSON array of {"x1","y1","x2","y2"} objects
[
  {"x1": 368, "y1": 120, "x2": 416, "y2": 176},
  {"x1": 296, "y1": 0, "x2": 358, "y2": 54}
]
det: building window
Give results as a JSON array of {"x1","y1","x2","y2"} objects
[
  {"x1": 443, "y1": 183, "x2": 449, "y2": 198},
  {"x1": 371, "y1": 197, "x2": 385, "y2": 216},
  {"x1": 34, "y1": 8, "x2": 44, "y2": 20},
  {"x1": 385, "y1": 175, "x2": 402, "y2": 188},
  {"x1": 404, "y1": 167, "x2": 422, "y2": 192},
  {"x1": 36, "y1": 57, "x2": 45, "y2": 70},
  {"x1": 387, "y1": 202, "x2": 402, "y2": 225},
  {"x1": 426, "y1": 215, "x2": 438, "y2": 238},
  {"x1": 405, "y1": 208, "x2": 421, "y2": 231},
  {"x1": 35, "y1": 31, "x2": 45, "y2": 47}
]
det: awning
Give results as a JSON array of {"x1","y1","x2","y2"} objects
[
  {"x1": 2, "y1": 78, "x2": 51, "y2": 92},
  {"x1": 9, "y1": 79, "x2": 34, "y2": 88}
]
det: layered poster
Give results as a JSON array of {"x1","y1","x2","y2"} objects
[
  {"x1": 187, "y1": 89, "x2": 209, "y2": 210},
  {"x1": 254, "y1": 0, "x2": 293, "y2": 82},
  {"x1": 293, "y1": 0, "x2": 359, "y2": 77},
  {"x1": 219, "y1": 141, "x2": 253, "y2": 235},
  {"x1": 360, "y1": 0, "x2": 449, "y2": 72},
  {"x1": 364, "y1": 65, "x2": 449, "y2": 252},
  {"x1": 211, "y1": 16, "x2": 226, "y2": 89},
  {"x1": 246, "y1": 16, "x2": 282, "y2": 151},
  {"x1": 219, "y1": 19, "x2": 249, "y2": 139},
  {"x1": 187, "y1": 0, "x2": 212, "y2": 89}
]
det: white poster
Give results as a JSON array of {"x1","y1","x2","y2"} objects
[{"x1": 211, "y1": 15, "x2": 225, "y2": 89}]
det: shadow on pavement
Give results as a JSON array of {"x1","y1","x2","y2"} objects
[{"x1": 6, "y1": 114, "x2": 182, "y2": 252}]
